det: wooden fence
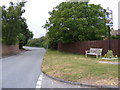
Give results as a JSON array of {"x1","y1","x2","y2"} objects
[{"x1": 58, "y1": 39, "x2": 120, "y2": 57}]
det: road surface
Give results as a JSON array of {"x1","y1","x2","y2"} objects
[
  {"x1": 2, "y1": 47, "x2": 45, "y2": 88},
  {"x1": 2, "y1": 47, "x2": 87, "y2": 88}
]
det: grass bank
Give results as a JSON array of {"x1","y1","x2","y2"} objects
[{"x1": 42, "y1": 50, "x2": 119, "y2": 86}]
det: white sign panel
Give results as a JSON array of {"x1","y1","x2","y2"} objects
[{"x1": 105, "y1": 8, "x2": 113, "y2": 26}]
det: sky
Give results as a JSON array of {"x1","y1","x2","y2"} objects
[{"x1": 0, "y1": 0, "x2": 120, "y2": 38}]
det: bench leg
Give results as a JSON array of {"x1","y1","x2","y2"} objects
[
  {"x1": 96, "y1": 55, "x2": 98, "y2": 58},
  {"x1": 86, "y1": 54, "x2": 87, "y2": 57}
]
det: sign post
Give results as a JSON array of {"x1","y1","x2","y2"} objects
[{"x1": 105, "y1": 7, "x2": 113, "y2": 50}]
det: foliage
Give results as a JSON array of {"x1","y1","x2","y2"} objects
[
  {"x1": 17, "y1": 21, "x2": 33, "y2": 49},
  {"x1": 114, "y1": 55, "x2": 118, "y2": 58},
  {"x1": 27, "y1": 36, "x2": 47, "y2": 48},
  {"x1": 18, "y1": 18, "x2": 33, "y2": 46},
  {"x1": 1, "y1": 0, "x2": 33, "y2": 47},
  {"x1": 104, "y1": 50, "x2": 113, "y2": 58},
  {"x1": 104, "y1": 50, "x2": 118, "y2": 58},
  {"x1": 48, "y1": 39, "x2": 57, "y2": 50},
  {"x1": 2, "y1": 1, "x2": 26, "y2": 45},
  {"x1": 111, "y1": 35, "x2": 120, "y2": 39},
  {"x1": 44, "y1": 2, "x2": 107, "y2": 44},
  {"x1": 103, "y1": 50, "x2": 118, "y2": 58},
  {"x1": 17, "y1": 33, "x2": 25, "y2": 49}
]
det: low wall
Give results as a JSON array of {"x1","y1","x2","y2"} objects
[
  {"x1": 0, "y1": 44, "x2": 20, "y2": 56},
  {"x1": 58, "y1": 39, "x2": 120, "y2": 57}
]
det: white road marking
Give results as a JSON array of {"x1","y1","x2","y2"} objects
[
  {"x1": 36, "y1": 73, "x2": 43, "y2": 88},
  {"x1": 52, "y1": 82, "x2": 54, "y2": 84}
]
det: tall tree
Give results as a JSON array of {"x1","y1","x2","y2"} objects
[
  {"x1": 2, "y1": 1, "x2": 26, "y2": 45},
  {"x1": 1, "y1": 1, "x2": 33, "y2": 48},
  {"x1": 18, "y1": 18, "x2": 33, "y2": 46},
  {"x1": 44, "y1": 2, "x2": 107, "y2": 44}
]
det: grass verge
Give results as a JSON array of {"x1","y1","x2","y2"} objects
[{"x1": 42, "y1": 50, "x2": 119, "y2": 86}]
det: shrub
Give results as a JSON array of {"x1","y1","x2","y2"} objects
[{"x1": 103, "y1": 50, "x2": 118, "y2": 58}]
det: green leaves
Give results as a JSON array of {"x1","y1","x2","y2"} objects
[
  {"x1": 27, "y1": 36, "x2": 48, "y2": 49},
  {"x1": 44, "y1": 2, "x2": 107, "y2": 44},
  {"x1": 2, "y1": 1, "x2": 33, "y2": 46},
  {"x1": 2, "y1": 1, "x2": 25, "y2": 45}
]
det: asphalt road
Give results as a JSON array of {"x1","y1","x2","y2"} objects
[
  {"x1": 2, "y1": 46, "x2": 88, "y2": 88},
  {"x1": 2, "y1": 47, "x2": 46, "y2": 88}
]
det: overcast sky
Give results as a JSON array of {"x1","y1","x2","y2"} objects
[{"x1": 0, "y1": 0, "x2": 120, "y2": 38}]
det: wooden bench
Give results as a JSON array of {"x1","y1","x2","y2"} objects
[{"x1": 85, "y1": 48, "x2": 102, "y2": 58}]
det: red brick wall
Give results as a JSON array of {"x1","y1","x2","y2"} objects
[
  {"x1": 0, "y1": 44, "x2": 20, "y2": 55},
  {"x1": 58, "y1": 39, "x2": 120, "y2": 57}
]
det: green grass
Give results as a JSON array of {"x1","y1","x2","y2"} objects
[{"x1": 42, "y1": 50, "x2": 119, "y2": 86}]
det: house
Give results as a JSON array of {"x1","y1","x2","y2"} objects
[{"x1": 111, "y1": 29, "x2": 120, "y2": 35}]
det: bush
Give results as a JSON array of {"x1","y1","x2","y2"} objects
[
  {"x1": 47, "y1": 39, "x2": 57, "y2": 50},
  {"x1": 103, "y1": 50, "x2": 118, "y2": 58},
  {"x1": 17, "y1": 33, "x2": 25, "y2": 49},
  {"x1": 26, "y1": 36, "x2": 47, "y2": 48},
  {"x1": 111, "y1": 35, "x2": 120, "y2": 39},
  {"x1": 43, "y1": 2, "x2": 107, "y2": 44}
]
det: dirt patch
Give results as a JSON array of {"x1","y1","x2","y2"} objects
[
  {"x1": 42, "y1": 65, "x2": 50, "y2": 70},
  {"x1": 95, "y1": 79, "x2": 118, "y2": 86},
  {"x1": 76, "y1": 77, "x2": 118, "y2": 86}
]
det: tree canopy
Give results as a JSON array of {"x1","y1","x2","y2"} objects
[
  {"x1": 1, "y1": 1, "x2": 33, "y2": 48},
  {"x1": 27, "y1": 36, "x2": 47, "y2": 48},
  {"x1": 44, "y1": 2, "x2": 107, "y2": 44}
]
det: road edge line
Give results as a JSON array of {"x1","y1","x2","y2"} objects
[{"x1": 36, "y1": 73, "x2": 43, "y2": 88}]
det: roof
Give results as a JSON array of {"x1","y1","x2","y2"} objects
[{"x1": 111, "y1": 30, "x2": 120, "y2": 35}]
